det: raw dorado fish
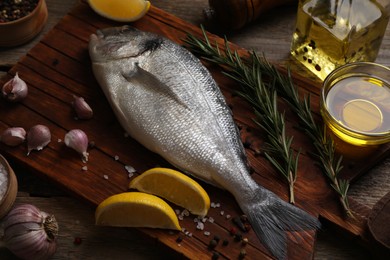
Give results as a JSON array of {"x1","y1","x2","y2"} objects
[{"x1": 89, "y1": 26, "x2": 320, "y2": 259}]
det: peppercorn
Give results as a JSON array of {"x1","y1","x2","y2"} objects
[
  {"x1": 213, "y1": 235, "x2": 220, "y2": 243},
  {"x1": 229, "y1": 227, "x2": 237, "y2": 236},
  {"x1": 208, "y1": 239, "x2": 218, "y2": 250},
  {"x1": 176, "y1": 236, "x2": 183, "y2": 243},
  {"x1": 234, "y1": 233, "x2": 242, "y2": 242},
  {"x1": 222, "y1": 239, "x2": 229, "y2": 246}
]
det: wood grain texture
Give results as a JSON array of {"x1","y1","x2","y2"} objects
[{"x1": 0, "y1": 0, "x2": 389, "y2": 259}]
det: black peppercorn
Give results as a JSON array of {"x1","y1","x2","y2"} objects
[{"x1": 208, "y1": 239, "x2": 218, "y2": 250}]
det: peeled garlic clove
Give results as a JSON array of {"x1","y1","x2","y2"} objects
[
  {"x1": 27, "y1": 125, "x2": 51, "y2": 155},
  {"x1": 0, "y1": 127, "x2": 26, "y2": 146},
  {"x1": 2, "y1": 72, "x2": 28, "y2": 102},
  {"x1": 72, "y1": 95, "x2": 93, "y2": 120},
  {"x1": 64, "y1": 129, "x2": 89, "y2": 163}
]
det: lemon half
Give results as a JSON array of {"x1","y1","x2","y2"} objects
[
  {"x1": 129, "y1": 168, "x2": 210, "y2": 217},
  {"x1": 88, "y1": 0, "x2": 151, "y2": 22},
  {"x1": 95, "y1": 192, "x2": 181, "y2": 230}
]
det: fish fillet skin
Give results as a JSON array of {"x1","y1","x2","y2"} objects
[{"x1": 89, "y1": 26, "x2": 320, "y2": 260}]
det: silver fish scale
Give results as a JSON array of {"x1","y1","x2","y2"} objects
[{"x1": 133, "y1": 40, "x2": 249, "y2": 186}]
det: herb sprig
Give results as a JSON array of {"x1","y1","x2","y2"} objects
[{"x1": 184, "y1": 27, "x2": 352, "y2": 216}]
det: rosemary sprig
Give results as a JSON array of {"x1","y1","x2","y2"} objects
[
  {"x1": 185, "y1": 29, "x2": 299, "y2": 204},
  {"x1": 184, "y1": 27, "x2": 352, "y2": 216}
]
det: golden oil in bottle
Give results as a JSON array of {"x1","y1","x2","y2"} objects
[
  {"x1": 321, "y1": 62, "x2": 390, "y2": 150},
  {"x1": 291, "y1": 0, "x2": 390, "y2": 81}
]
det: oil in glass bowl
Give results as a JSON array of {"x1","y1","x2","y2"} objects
[
  {"x1": 291, "y1": 0, "x2": 389, "y2": 81},
  {"x1": 321, "y1": 62, "x2": 390, "y2": 150}
]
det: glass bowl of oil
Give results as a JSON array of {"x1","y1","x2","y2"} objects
[{"x1": 321, "y1": 62, "x2": 390, "y2": 150}]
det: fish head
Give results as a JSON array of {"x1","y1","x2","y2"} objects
[{"x1": 89, "y1": 25, "x2": 162, "y2": 63}]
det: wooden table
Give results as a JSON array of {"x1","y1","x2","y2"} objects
[{"x1": 0, "y1": 0, "x2": 389, "y2": 259}]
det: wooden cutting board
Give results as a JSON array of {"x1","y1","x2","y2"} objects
[{"x1": 1, "y1": 1, "x2": 389, "y2": 259}]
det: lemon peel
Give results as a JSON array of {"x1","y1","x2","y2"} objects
[
  {"x1": 88, "y1": 0, "x2": 151, "y2": 22},
  {"x1": 129, "y1": 167, "x2": 210, "y2": 217},
  {"x1": 95, "y1": 192, "x2": 181, "y2": 230}
]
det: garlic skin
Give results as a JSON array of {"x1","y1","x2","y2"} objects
[
  {"x1": 2, "y1": 72, "x2": 28, "y2": 102},
  {"x1": 2, "y1": 204, "x2": 58, "y2": 260},
  {"x1": 72, "y1": 95, "x2": 93, "y2": 119},
  {"x1": 64, "y1": 129, "x2": 89, "y2": 162},
  {"x1": 27, "y1": 125, "x2": 51, "y2": 155},
  {"x1": 0, "y1": 127, "x2": 26, "y2": 146}
]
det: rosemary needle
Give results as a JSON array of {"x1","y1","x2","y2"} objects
[{"x1": 184, "y1": 27, "x2": 352, "y2": 216}]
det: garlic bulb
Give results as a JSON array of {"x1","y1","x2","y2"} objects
[
  {"x1": 0, "y1": 127, "x2": 26, "y2": 146},
  {"x1": 64, "y1": 129, "x2": 89, "y2": 162},
  {"x1": 72, "y1": 95, "x2": 93, "y2": 120},
  {"x1": 27, "y1": 125, "x2": 51, "y2": 155},
  {"x1": 2, "y1": 204, "x2": 59, "y2": 260},
  {"x1": 2, "y1": 72, "x2": 28, "y2": 102}
]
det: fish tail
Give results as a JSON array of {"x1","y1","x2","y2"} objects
[{"x1": 240, "y1": 187, "x2": 321, "y2": 260}]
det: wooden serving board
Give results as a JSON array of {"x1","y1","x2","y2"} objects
[{"x1": 1, "y1": 1, "x2": 389, "y2": 259}]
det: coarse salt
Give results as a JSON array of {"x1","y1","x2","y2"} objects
[
  {"x1": 0, "y1": 164, "x2": 9, "y2": 200},
  {"x1": 196, "y1": 222, "x2": 204, "y2": 230},
  {"x1": 114, "y1": 155, "x2": 119, "y2": 161},
  {"x1": 204, "y1": 231, "x2": 210, "y2": 236},
  {"x1": 81, "y1": 166, "x2": 88, "y2": 171},
  {"x1": 103, "y1": 174, "x2": 109, "y2": 180},
  {"x1": 125, "y1": 165, "x2": 136, "y2": 173}
]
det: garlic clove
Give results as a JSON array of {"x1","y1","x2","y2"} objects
[
  {"x1": 2, "y1": 72, "x2": 28, "y2": 102},
  {"x1": 72, "y1": 95, "x2": 93, "y2": 120},
  {"x1": 26, "y1": 125, "x2": 51, "y2": 155},
  {"x1": 2, "y1": 204, "x2": 58, "y2": 260},
  {"x1": 64, "y1": 129, "x2": 89, "y2": 163},
  {"x1": 0, "y1": 127, "x2": 26, "y2": 146}
]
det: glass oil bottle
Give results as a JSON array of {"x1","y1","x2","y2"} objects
[{"x1": 290, "y1": 0, "x2": 390, "y2": 81}]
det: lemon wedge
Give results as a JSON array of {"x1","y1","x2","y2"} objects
[
  {"x1": 88, "y1": 0, "x2": 151, "y2": 22},
  {"x1": 95, "y1": 192, "x2": 181, "y2": 230},
  {"x1": 129, "y1": 168, "x2": 210, "y2": 217}
]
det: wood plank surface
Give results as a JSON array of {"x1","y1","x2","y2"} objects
[{"x1": 1, "y1": 0, "x2": 389, "y2": 259}]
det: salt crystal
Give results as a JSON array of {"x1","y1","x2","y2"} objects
[
  {"x1": 202, "y1": 217, "x2": 207, "y2": 223},
  {"x1": 226, "y1": 214, "x2": 231, "y2": 219},
  {"x1": 215, "y1": 203, "x2": 220, "y2": 208},
  {"x1": 211, "y1": 202, "x2": 216, "y2": 208},
  {"x1": 182, "y1": 209, "x2": 190, "y2": 217},
  {"x1": 208, "y1": 217, "x2": 214, "y2": 223},
  {"x1": 220, "y1": 211, "x2": 225, "y2": 216},
  {"x1": 128, "y1": 173, "x2": 134, "y2": 179},
  {"x1": 196, "y1": 222, "x2": 204, "y2": 230},
  {"x1": 125, "y1": 165, "x2": 136, "y2": 173},
  {"x1": 178, "y1": 215, "x2": 184, "y2": 221},
  {"x1": 103, "y1": 174, "x2": 109, "y2": 180},
  {"x1": 175, "y1": 209, "x2": 181, "y2": 215},
  {"x1": 114, "y1": 155, "x2": 119, "y2": 161},
  {"x1": 0, "y1": 164, "x2": 9, "y2": 200},
  {"x1": 187, "y1": 232, "x2": 192, "y2": 237},
  {"x1": 81, "y1": 166, "x2": 88, "y2": 171},
  {"x1": 57, "y1": 139, "x2": 62, "y2": 143},
  {"x1": 204, "y1": 231, "x2": 210, "y2": 236},
  {"x1": 193, "y1": 218, "x2": 199, "y2": 223}
]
